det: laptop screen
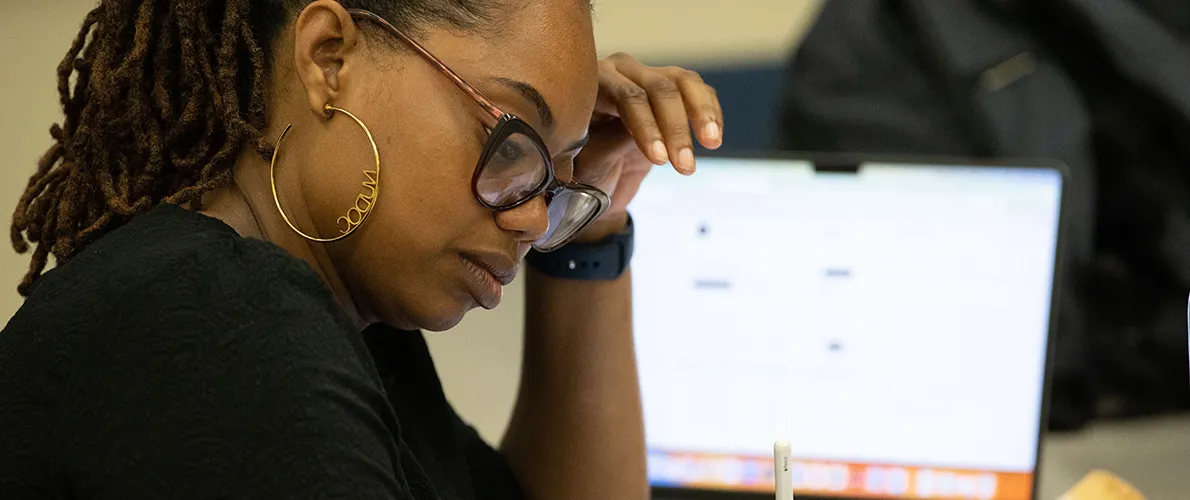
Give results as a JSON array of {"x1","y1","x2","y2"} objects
[{"x1": 630, "y1": 157, "x2": 1063, "y2": 500}]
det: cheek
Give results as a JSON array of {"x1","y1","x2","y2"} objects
[
  {"x1": 292, "y1": 80, "x2": 499, "y2": 324},
  {"x1": 341, "y1": 107, "x2": 493, "y2": 324},
  {"x1": 274, "y1": 116, "x2": 383, "y2": 241},
  {"x1": 369, "y1": 115, "x2": 488, "y2": 254},
  {"x1": 298, "y1": 104, "x2": 486, "y2": 247},
  {"x1": 319, "y1": 100, "x2": 494, "y2": 306}
]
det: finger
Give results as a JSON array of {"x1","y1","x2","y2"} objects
[
  {"x1": 662, "y1": 67, "x2": 724, "y2": 150},
  {"x1": 581, "y1": 119, "x2": 640, "y2": 162},
  {"x1": 612, "y1": 57, "x2": 697, "y2": 175},
  {"x1": 575, "y1": 119, "x2": 643, "y2": 191},
  {"x1": 597, "y1": 58, "x2": 670, "y2": 166}
]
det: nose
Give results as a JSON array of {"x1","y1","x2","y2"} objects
[{"x1": 494, "y1": 194, "x2": 549, "y2": 243}]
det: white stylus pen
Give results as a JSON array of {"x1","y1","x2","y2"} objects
[{"x1": 774, "y1": 439, "x2": 793, "y2": 500}]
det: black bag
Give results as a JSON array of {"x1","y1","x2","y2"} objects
[{"x1": 777, "y1": 0, "x2": 1190, "y2": 430}]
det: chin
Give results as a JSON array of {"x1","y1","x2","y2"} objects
[
  {"x1": 384, "y1": 296, "x2": 475, "y2": 333},
  {"x1": 417, "y1": 313, "x2": 468, "y2": 333}
]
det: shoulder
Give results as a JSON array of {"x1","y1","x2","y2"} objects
[
  {"x1": 42, "y1": 204, "x2": 327, "y2": 307},
  {"x1": 0, "y1": 206, "x2": 407, "y2": 496},
  {"x1": 14, "y1": 204, "x2": 336, "y2": 331},
  {"x1": 1, "y1": 203, "x2": 370, "y2": 400}
]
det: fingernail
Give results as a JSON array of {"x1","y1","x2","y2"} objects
[
  {"x1": 651, "y1": 140, "x2": 669, "y2": 164},
  {"x1": 705, "y1": 122, "x2": 721, "y2": 140},
  {"x1": 678, "y1": 148, "x2": 695, "y2": 174}
]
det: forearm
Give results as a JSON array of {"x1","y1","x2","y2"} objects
[{"x1": 500, "y1": 217, "x2": 647, "y2": 500}]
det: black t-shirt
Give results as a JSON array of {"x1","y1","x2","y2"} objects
[{"x1": 0, "y1": 204, "x2": 524, "y2": 500}]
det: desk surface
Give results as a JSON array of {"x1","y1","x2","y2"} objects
[{"x1": 1039, "y1": 413, "x2": 1190, "y2": 499}]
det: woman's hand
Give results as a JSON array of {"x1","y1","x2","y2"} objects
[{"x1": 571, "y1": 53, "x2": 723, "y2": 241}]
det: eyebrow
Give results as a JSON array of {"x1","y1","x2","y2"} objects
[
  {"x1": 492, "y1": 76, "x2": 588, "y2": 156},
  {"x1": 562, "y1": 135, "x2": 589, "y2": 154},
  {"x1": 493, "y1": 77, "x2": 555, "y2": 130}
]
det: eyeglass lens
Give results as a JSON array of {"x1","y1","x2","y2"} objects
[
  {"x1": 534, "y1": 189, "x2": 605, "y2": 251},
  {"x1": 474, "y1": 132, "x2": 549, "y2": 207},
  {"x1": 474, "y1": 132, "x2": 604, "y2": 251}
]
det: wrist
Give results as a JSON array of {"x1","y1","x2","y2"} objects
[
  {"x1": 526, "y1": 213, "x2": 634, "y2": 281},
  {"x1": 572, "y1": 212, "x2": 629, "y2": 243}
]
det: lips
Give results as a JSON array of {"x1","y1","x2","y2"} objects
[
  {"x1": 460, "y1": 253, "x2": 518, "y2": 310},
  {"x1": 462, "y1": 253, "x2": 518, "y2": 286}
]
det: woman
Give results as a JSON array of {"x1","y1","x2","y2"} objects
[{"x1": 0, "y1": 0, "x2": 723, "y2": 498}]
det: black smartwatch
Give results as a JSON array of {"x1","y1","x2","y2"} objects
[{"x1": 526, "y1": 215, "x2": 634, "y2": 281}]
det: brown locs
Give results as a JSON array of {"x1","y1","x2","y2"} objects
[{"x1": 10, "y1": 0, "x2": 272, "y2": 295}]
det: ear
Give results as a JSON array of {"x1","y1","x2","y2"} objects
[{"x1": 293, "y1": 0, "x2": 361, "y2": 118}]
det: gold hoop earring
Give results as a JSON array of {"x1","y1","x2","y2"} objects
[{"x1": 270, "y1": 104, "x2": 381, "y2": 243}]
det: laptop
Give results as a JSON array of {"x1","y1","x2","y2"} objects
[{"x1": 630, "y1": 153, "x2": 1066, "y2": 500}]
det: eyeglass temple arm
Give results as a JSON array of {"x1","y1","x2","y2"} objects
[{"x1": 348, "y1": 9, "x2": 504, "y2": 122}]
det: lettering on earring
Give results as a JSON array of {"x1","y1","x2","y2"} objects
[{"x1": 337, "y1": 169, "x2": 379, "y2": 234}]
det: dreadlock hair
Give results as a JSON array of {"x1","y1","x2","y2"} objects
[{"x1": 10, "y1": 0, "x2": 503, "y2": 296}]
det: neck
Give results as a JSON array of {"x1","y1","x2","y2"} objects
[{"x1": 201, "y1": 149, "x2": 370, "y2": 331}]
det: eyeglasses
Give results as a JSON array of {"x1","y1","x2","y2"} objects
[{"x1": 348, "y1": 9, "x2": 610, "y2": 252}]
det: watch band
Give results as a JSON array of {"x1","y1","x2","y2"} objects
[{"x1": 526, "y1": 215, "x2": 634, "y2": 281}]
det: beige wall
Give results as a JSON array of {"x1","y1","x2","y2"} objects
[
  {"x1": 0, "y1": 0, "x2": 821, "y2": 443},
  {"x1": 0, "y1": 1, "x2": 103, "y2": 322},
  {"x1": 593, "y1": 0, "x2": 822, "y2": 65}
]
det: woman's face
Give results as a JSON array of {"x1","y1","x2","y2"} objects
[{"x1": 279, "y1": 0, "x2": 599, "y2": 331}]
